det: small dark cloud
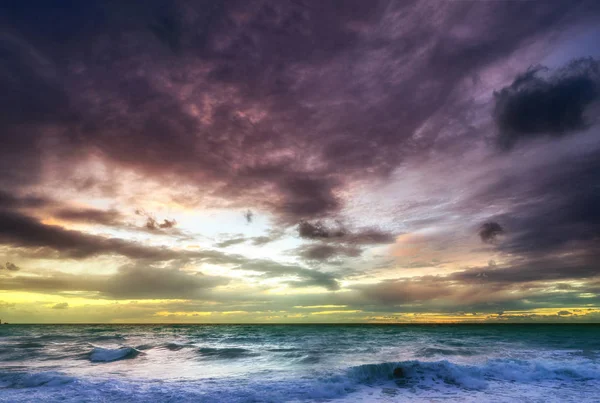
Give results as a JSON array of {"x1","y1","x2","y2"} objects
[
  {"x1": 494, "y1": 58, "x2": 599, "y2": 150},
  {"x1": 51, "y1": 302, "x2": 69, "y2": 310},
  {"x1": 4, "y1": 262, "x2": 20, "y2": 271},
  {"x1": 136, "y1": 209, "x2": 177, "y2": 231},
  {"x1": 298, "y1": 221, "x2": 346, "y2": 239},
  {"x1": 557, "y1": 310, "x2": 572, "y2": 316},
  {"x1": 158, "y1": 218, "x2": 177, "y2": 229},
  {"x1": 479, "y1": 222, "x2": 504, "y2": 243}
]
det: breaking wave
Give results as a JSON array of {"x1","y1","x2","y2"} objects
[
  {"x1": 346, "y1": 358, "x2": 600, "y2": 390},
  {"x1": 87, "y1": 347, "x2": 141, "y2": 362}
]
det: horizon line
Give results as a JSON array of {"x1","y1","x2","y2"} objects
[{"x1": 3, "y1": 322, "x2": 600, "y2": 325}]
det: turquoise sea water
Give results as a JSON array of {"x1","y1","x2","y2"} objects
[{"x1": 1, "y1": 324, "x2": 599, "y2": 402}]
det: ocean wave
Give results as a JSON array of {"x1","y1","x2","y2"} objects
[
  {"x1": 162, "y1": 342, "x2": 191, "y2": 351},
  {"x1": 0, "y1": 372, "x2": 76, "y2": 389},
  {"x1": 196, "y1": 347, "x2": 257, "y2": 359},
  {"x1": 88, "y1": 347, "x2": 141, "y2": 362},
  {"x1": 347, "y1": 358, "x2": 600, "y2": 390},
  {"x1": 2, "y1": 359, "x2": 600, "y2": 403}
]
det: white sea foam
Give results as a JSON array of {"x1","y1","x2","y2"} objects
[{"x1": 1, "y1": 358, "x2": 599, "y2": 402}]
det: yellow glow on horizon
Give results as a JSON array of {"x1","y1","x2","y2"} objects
[
  {"x1": 310, "y1": 310, "x2": 362, "y2": 315},
  {"x1": 1, "y1": 291, "x2": 598, "y2": 324},
  {"x1": 294, "y1": 305, "x2": 347, "y2": 309}
]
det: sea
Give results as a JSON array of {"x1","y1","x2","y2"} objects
[{"x1": 0, "y1": 324, "x2": 599, "y2": 402}]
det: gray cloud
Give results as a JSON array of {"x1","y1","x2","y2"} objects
[
  {"x1": 480, "y1": 146, "x2": 600, "y2": 259},
  {"x1": 297, "y1": 244, "x2": 362, "y2": 262},
  {"x1": 54, "y1": 207, "x2": 123, "y2": 226},
  {"x1": 494, "y1": 58, "x2": 599, "y2": 150},
  {"x1": 0, "y1": 209, "x2": 183, "y2": 260},
  {"x1": 298, "y1": 221, "x2": 395, "y2": 245},
  {"x1": 238, "y1": 259, "x2": 340, "y2": 291},
  {"x1": 0, "y1": 190, "x2": 51, "y2": 210},
  {"x1": 215, "y1": 237, "x2": 247, "y2": 248},
  {"x1": 298, "y1": 221, "x2": 346, "y2": 240},
  {"x1": 1, "y1": 264, "x2": 230, "y2": 300}
]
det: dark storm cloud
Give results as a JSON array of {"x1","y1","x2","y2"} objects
[
  {"x1": 1, "y1": 0, "x2": 593, "y2": 222},
  {"x1": 494, "y1": 58, "x2": 600, "y2": 150},
  {"x1": 0, "y1": 190, "x2": 51, "y2": 209},
  {"x1": 478, "y1": 222, "x2": 504, "y2": 243},
  {"x1": 0, "y1": 209, "x2": 184, "y2": 260}
]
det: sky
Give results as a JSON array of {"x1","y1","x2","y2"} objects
[{"x1": 0, "y1": 0, "x2": 599, "y2": 324}]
